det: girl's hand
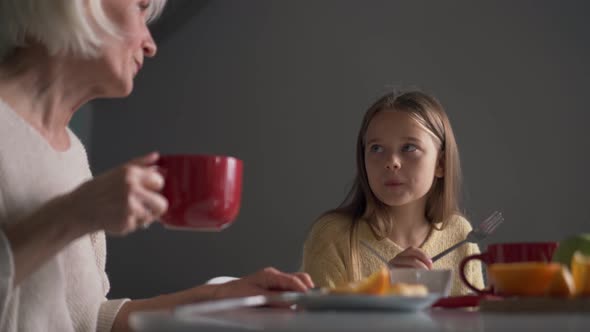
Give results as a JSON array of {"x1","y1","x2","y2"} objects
[
  {"x1": 64, "y1": 152, "x2": 168, "y2": 236},
  {"x1": 213, "y1": 267, "x2": 315, "y2": 299},
  {"x1": 389, "y1": 247, "x2": 433, "y2": 270}
]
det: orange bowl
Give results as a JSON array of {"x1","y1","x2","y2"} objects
[{"x1": 488, "y1": 262, "x2": 561, "y2": 296}]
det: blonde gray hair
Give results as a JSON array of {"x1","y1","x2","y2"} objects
[{"x1": 0, "y1": 0, "x2": 167, "y2": 62}]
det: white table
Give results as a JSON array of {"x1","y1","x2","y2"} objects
[{"x1": 130, "y1": 307, "x2": 590, "y2": 332}]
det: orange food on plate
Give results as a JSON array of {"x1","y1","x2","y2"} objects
[
  {"x1": 488, "y1": 262, "x2": 561, "y2": 296},
  {"x1": 546, "y1": 264, "x2": 575, "y2": 297},
  {"x1": 330, "y1": 267, "x2": 390, "y2": 295},
  {"x1": 329, "y1": 267, "x2": 428, "y2": 296}
]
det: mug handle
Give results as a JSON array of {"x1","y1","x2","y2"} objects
[{"x1": 459, "y1": 252, "x2": 493, "y2": 295}]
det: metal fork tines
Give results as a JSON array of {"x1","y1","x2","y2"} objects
[{"x1": 431, "y1": 211, "x2": 504, "y2": 263}]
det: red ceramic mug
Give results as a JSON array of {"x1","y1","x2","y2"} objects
[
  {"x1": 459, "y1": 242, "x2": 558, "y2": 294},
  {"x1": 156, "y1": 154, "x2": 243, "y2": 231}
]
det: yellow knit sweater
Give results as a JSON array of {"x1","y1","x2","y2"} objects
[{"x1": 301, "y1": 213, "x2": 485, "y2": 296}]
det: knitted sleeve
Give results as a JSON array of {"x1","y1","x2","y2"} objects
[
  {"x1": 96, "y1": 299, "x2": 128, "y2": 332},
  {"x1": 464, "y1": 242, "x2": 485, "y2": 291},
  {"x1": 442, "y1": 215, "x2": 486, "y2": 295},
  {"x1": 89, "y1": 232, "x2": 110, "y2": 294},
  {"x1": 89, "y1": 231, "x2": 130, "y2": 332},
  {"x1": 301, "y1": 215, "x2": 350, "y2": 288}
]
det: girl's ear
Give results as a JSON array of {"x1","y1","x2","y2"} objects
[{"x1": 435, "y1": 152, "x2": 445, "y2": 178}]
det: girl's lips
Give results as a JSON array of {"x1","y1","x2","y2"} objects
[{"x1": 385, "y1": 181, "x2": 404, "y2": 186}]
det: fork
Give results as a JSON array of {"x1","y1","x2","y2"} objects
[{"x1": 431, "y1": 211, "x2": 504, "y2": 263}]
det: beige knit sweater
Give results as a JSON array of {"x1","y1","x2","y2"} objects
[
  {"x1": 301, "y1": 212, "x2": 485, "y2": 296},
  {"x1": 0, "y1": 99, "x2": 128, "y2": 332}
]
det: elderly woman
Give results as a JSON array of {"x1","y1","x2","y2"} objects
[{"x1": 0, "y1": 0, "x2": 313, "y2": 331}]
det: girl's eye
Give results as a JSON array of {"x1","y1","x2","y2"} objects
[
  {"x1": 369, "y1": 144, "x2": 384, "y2": 153},
  {"x1": 402, "y1": 144, "x2": 417, "y2": 152}
]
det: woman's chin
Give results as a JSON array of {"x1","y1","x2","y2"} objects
[
  {"x1": 119, "y1": 79, "x2": 134, "y2": 96},
  {"x1": 103, "y1": 81, "x2": 134, "y2": 98}
]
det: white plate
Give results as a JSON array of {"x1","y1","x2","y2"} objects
[
  {"x1": 294, "y1": 292, "x2": 442, "y2": 311},
  {"x1": 174, "y1": 291, "x2": 441, "y2": 318}
]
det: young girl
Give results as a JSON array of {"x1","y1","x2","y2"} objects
[{"x1": 301, "y1": 90, "x2": 484, "y2": 295}]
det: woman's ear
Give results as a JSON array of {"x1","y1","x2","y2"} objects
[{"x1": 435, "y1": 152, "x2": 445, "y2": 178}]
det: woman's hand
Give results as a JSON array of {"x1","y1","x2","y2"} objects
[
  {"x1": 112, "y1": 268, "x2": 314, "y2": 330},
  {"x1": 213, "y1": 267, "x2": 315, "y2": 299},
  {"x1": 64, "y1": 152, "x2": 168, "y2": 236},
  {"x1": 389, "y1": 247, "x2": 433, "y2": 269}
]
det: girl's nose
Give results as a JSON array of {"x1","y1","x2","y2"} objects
[{"x1": 385, "y1": 156, "x2": 401, "y2": 170}]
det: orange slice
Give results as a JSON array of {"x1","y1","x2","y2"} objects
[
  {"x1": 571, "y1": 251, "x2": 590, "y2": 296},
  {"x1": 330, "y1": 267, "x2": 391, "y2": 295},
  {"x1": 356, "y1": 267, "x2": 391, "y2": 295},
  {"x1": 546, "y1": 264, "x2": 576, "y2": 297}
]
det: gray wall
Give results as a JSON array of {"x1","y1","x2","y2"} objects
[
  {"x1": 88, "y1": 0, "x2": 590, "y2": 299},
  {"x1": 70, "y1": 104, "x2": 93, "y2": 149}
]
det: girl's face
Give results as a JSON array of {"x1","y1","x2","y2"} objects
[
  {"x1": 87, "y1": 0, "x2": 157, "y2": 97},
  {"x1": 364, "y1": 110, "x2": 443, "y2": 208}
]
